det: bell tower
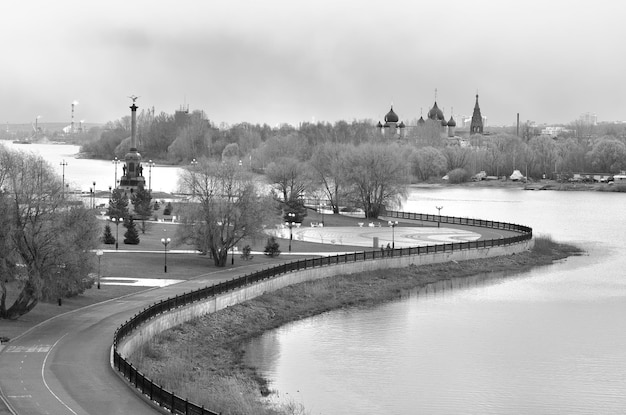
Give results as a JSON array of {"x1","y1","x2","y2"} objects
[{"x1": 470, "y1": 94, "x2": 484, "y2": 135}]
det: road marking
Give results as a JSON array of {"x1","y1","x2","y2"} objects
[
  {"x1": 5, "y1": 345, "x2": 52, "y2": 353},
  {"x1": 7, "y1": 395, "x2": 32, "y2": 398},
  {"x1": 42, "y1": 333, "x2": 78, "y2": 415}
]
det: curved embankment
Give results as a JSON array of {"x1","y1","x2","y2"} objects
[{"x1": 112, "y1": 211, "x2": 532, "y2": 415}]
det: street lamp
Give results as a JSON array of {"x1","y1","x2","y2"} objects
[
  {"x1": 388, "y1": 220, "x2": 398, "y2": 249},
  {"x1": 147, "y1": 160, "x2": 155, "y2": 193},
  {"x1": 95, "y1": 250, "x2": 103, "y2": 289},
  {"x1": 59, "y1": 160, "x2": 68, "y2": 199},
  {"x1": 111, "y1": 217, "x2": 120, "y2": 250},
  {"x1": 92, "y1": 181, "x2": 96, "y2": 209},
  {"x1": 190, "y1": 158, "x2": 198, "y2": 199},
  {"x1": 161, "y1": 237, "x2": 171, "y2": 273},
  {"x1": 436, "y1": 206, "x2": 443, "y2": 228},
  {"x1": 286, "y1": 212, "x2": 296, "y2": 252},
  {"x1": 112, "y1": 157, "x2": 120, "y2": 188}
]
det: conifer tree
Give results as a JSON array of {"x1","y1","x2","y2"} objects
[
  {"x1": 107, "y1": 188, "x2": 129, "y2": 221},
  {"x1": 102, "y1": 224, "x2": 116, "y2": 245},
  {"x1": 263, "y1": 237, "x2": 281, "y2": 257},
  {"x1": 123, "y1": 216, "x2": 140, "y2": 245}
]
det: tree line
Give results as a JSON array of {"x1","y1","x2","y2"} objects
[{"x1": 76, "y1": 108, "x2": 626, "y2": 180}]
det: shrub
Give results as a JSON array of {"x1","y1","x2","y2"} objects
[
  {"x1": 263, "y1": 237, "x2": 281, "y2": 257},
  {"x1": 163, "y1": 202, "x2": 173, "y2": 216},
  {"x1": 240, "y1": 245, "x2": 253, "y2": 261},
  {"x1": 447, "y1": 168, "x2": 470, "y2": 184}
]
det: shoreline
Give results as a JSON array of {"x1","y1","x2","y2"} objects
[
  {"x1": 128, "y1": 238, "x2": 583, "y2": 415},
  {"x1": 410, "y1": 178, "x2": 626, "y2": 192}
]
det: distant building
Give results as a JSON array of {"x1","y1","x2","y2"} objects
[
  {"x1": 541, "y1": 126, "x2": 567, "y2": 137},
  {"x1": 579, "y1": 112, "x2": 598, "y2": 126}
]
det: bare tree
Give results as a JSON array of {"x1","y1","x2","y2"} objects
[
  {"x1": 265, "y1": 157, "x2": 313, "y2": 203},
  {"x1": 0, "y1": 148, "x2": 100, "y2": 320},
  {"x1": 177, "y1": 159, "x2": 272, "y2": 267},
  {"x1": 343, "y1": 143, "x2": 409, "y2": 218},
  {"x1": 309, "y1": 143, "x2": 350, "y2": 213}
]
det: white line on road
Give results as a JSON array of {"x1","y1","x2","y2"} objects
[{"x1": 42, "y1": 333, "x2": 77, "y2": 415}]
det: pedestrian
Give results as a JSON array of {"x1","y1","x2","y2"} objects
[{"x1": 386, "y1": 243, "x2": 391, "y2": 257}]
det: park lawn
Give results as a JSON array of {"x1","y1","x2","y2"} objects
[{"x1": 2, "y1": 210, "x2": 382, "y2": 342}]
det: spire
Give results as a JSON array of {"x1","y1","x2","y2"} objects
[{"x1": 470, "y1": 93, "x2": 484, "y2": 135}]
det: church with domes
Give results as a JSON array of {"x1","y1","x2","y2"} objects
[
  {"x1": 376, "y1": 106, "x2": 406, "y2": 137},
  {"x1": 377, "y1": 93, "x2": 483, "y2": 140}
]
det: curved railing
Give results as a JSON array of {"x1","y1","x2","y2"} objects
[{"x1": 112, "y1": 210, "x2": 532, "y2": 414}]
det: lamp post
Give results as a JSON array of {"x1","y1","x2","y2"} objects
[
  {"x1": 388, "y1": 220, "x2": 398, "y2": 249},
  {"x1": 59, "y1": 160, "x2": 68, "y2": 199},
  {"x1": 286, "y1": 212, "x2": 296, "y2": 252},
  {"x1": 147, "y1": 160, "x2": 155, "y2": 193},
  {"x1": 190, "y1": 158, "x2": 198, "y2": 199},
  {"x1": 92, "y1": 181, "x2": 96, "y2": 209},
  {"x1": 161, "y1": 237, "x2": 171, "y2": 273},
  {"x1": 95, "y1": 250, "x2": 103, "y2": 289},
  {"x1": 112, "y1": 157, "x2": 120, "y2": 188},
  {"x1": 436, "y1": 206, "x2": 443, "y2": 228}
]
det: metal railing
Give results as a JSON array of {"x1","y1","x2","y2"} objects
[{"x1": 112, "y1": 210, "x2": 532, "y2": 414}]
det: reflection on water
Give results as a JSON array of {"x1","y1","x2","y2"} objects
[{"x1": 244, "y1": 188, "x2": 626, "y2": 415}]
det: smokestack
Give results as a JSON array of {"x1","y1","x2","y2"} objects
[{"x1": 516, "y1": 113, "x2": 520, "y2": 136}]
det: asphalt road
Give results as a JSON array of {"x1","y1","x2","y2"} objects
[{"x1": 0, "y1": 263, "x2": 280, "y2": 415}]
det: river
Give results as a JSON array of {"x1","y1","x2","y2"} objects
[
  {"x1": 1, "y1": 141, "x2": 182, "y2": 194},
  {"x1": 244, "y1": 187, "x2": 626, "y2": 414}
]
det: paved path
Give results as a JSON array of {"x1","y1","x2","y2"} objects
[{"x1": 0, "y1": 223, "x2": 519, "y2": 414}]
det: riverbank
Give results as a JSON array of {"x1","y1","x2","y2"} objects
[
  {"x1": 411, "y1": 179, "x2": 626, "y2": 192},
  {"x1": 128, "y1": 237, "x2": 582, "y2": 415}
]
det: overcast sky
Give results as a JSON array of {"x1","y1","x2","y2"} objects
[{"x1": 2, "y1": 0, "x2": 624, "y2": 128}]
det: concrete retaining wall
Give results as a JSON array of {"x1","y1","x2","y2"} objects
[{"x1": 117, "y1": 239, "x2": 533, "y2": 357}]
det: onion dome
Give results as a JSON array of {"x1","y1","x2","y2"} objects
[
  {"x1": 399, "y1": 121, "x2": 405, "y2": 128},
  {"x1": 418, "y1": 116, "x2": 425, "y2": 125},
  {"x1": 428, "y1": 102, "x2": 445, "y2": 121},
  {"x1": 384, "y1": 106, "x2": 399, "y2": 123},
  {"x1": 441, "y1": 118, "x2": 448, "y2": 127},
  {"x1": 447, "y1": 116, "x2": 456, "y2": 127},
  {"x1": 376, "y1": 121, "x2": 383, "y2": 128}
]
